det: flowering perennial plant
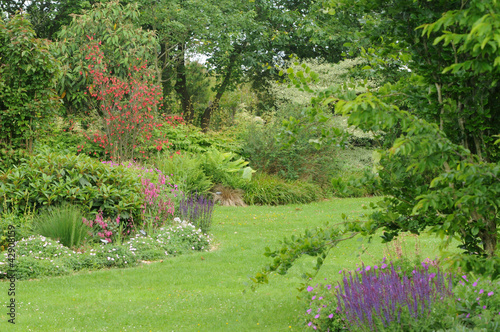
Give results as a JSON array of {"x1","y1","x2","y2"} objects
[
  {"x1": 454, "y1": 274, "x2": 500, "y2": 329},
  {"x1": 80, "y1": 37, "x2": 169, "y2": 160},
  {"x1": 0, "y1": 219, "x2": 210, "y2": 280},
  {"x1": 82, "y1": 210, "x2": 133, "y2": 244},
  {"x1": 178, "y1": 193, "x2": 215, "y2": 233},
  {"x1": 126, "y1": 218, "x2": 211, "y2": 259},
  {"x1": 303, "y1": 279, "x2": 345, "y2": 331},
  {"x1": 335, "y1": 260, "x2": 453, "y2": 330},
  {"x1": 101, "y1": 160, "x2": 181, "y2": 230},
  {"x1": 0, "y1": 236, "x2": 81, "y2": 279}
]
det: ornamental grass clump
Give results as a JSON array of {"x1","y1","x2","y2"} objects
[
  {"x1": 335, "y1": 260, "x2": 453, "y2": 331},
  {"x1": 34, "y1": 204, "x2": 90, "y2": 248},
  {"x1": 178, "y1": 193, "x2": 215, "y2": 233}
]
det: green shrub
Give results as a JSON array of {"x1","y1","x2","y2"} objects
[
  {"x1": 240, "y1": 114, "x2": 339, "y2": 188},
  {"x1": 201, "y1": 148, "x2": 253, "y2": 189},
  {"x1": 0, "y1": 13, "x2": 62, "y2": 154},
  {"x1": 242, "y1": 173, "x2": 323, "y2": 205},
  {"x1": 151, "y1": 152, "x2": 213, "y2": 195},
  {"x1": 159, "y1": 123, "x2": 243, "y2": 155},
  {"x1": 0, "y1": 151, "x2": 144, "y2": 221},
  {"x1": 34, "y1": 204, "x2": 89, "y2": 248},
  {"x1": 0, "y1": 148, "x2": 30, "y2": 173}
]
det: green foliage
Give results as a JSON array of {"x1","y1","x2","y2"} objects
[
  {"x1": 264, "y1": 0, "x2": 500, "y2": 282},
  {"x1": 54, "y1": 0, "x2": 158, "y2": 114},
  {"x1": 0, "y1": 218, "x2": 211, "y2": 280},
  {"x1": 201, "y1": 148, "x2": 253, "y2": 189},
  {"x1": 332, "y1": 0, "x2": 500, "y2": 162},
  {"x1": 240, "y1": 106, "x2": 342, "y2": 188},
  {"x1": 300, "y1": 281, "x2": 346, "y2": 331},
  {"x1": 251, "y1": 224, "x2": 343, "y2": 288},
  {"x1": 271, "y1": 57, "x2": 375, "y2": 109},
  {"x1": 34, "y1": 116, "x2": 98, "y2": 157},
  {"x1": 159, "y1": 123, "x2": 243, "y2": 155},
  {"x1": 127, "y1": 221, "x2": 211, "y2": 259},
  {"x1": 151, "y1": 153, "x2": 213, "y2": 195},
  {"x1": 453, "y1": 276, "x2": 500, "y2": 330},
  {"x1": 0, "y1": 0, "x2": 87, "y2": 39},
  {"x1": 0, "y1": 200, "x2": 36, "y2": 250},
  {"x1": 0, "y1": 13, "x2": 62, "y2": 152},
  {"x1": 0, "y1": 148, "x2": 30, "y2": 173},
  {"x1": 0, "y1": 151, "x2": 144, "y2": 221},
  {"x1": 332, "y1": 88, "x2": 500, "y2": 259},
  {"x1": 34, "y1": 204, "x2": 89, "y2": 248},
  {"x1": 242, "y1": 173, "x2": 324, "y2": 206}
]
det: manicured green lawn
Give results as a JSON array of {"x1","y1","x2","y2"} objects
[{"x1": 0, "y1": 197, "x2": 458, "y2": 331}]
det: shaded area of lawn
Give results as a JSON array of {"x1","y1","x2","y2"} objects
[{"x1": 0, "y1": 197, "x2": 459, "y2": 331}]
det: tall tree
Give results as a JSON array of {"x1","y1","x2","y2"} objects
[
  {"x1": 0, "y1": 0, "x2": 88, "y2": 39},
  {"x1": 54, "y1": 0, "x2": 158, "y2": 115}
]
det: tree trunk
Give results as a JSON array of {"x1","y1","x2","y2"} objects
[
  {"x1": 480, "y1": 219, "x2": 497, "y2": 257},
  {"x1": 435, "y1": 83, "x2": 444, "y2": 130},
  {"x1": 456, "y1": 100, "x2": 469, "y2": 151},
  {"x1": 200, "y1": 50, "x2": 239, "y2": 131},
  {"x1": 174, "y1": 43, "x2": 194, "y2": 122}
]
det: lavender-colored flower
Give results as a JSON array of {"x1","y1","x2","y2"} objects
[
  {"x1": 334, "y1": 260, "x2": 453, "y2": 331},
  {"x1": 307, "y1": 286, "x2": 314, "y2": 292}
]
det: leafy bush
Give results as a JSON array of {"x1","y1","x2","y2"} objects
[
  {"x1": 151, "y1": 152, "x2": 213, "y2": 195},
  {"x1": 0, "y1": 151, "x2": 144, "y2": 221},
  {"x1": 240, "y1": 114, "x2": 340, "y2": 188},
  {"x1": 201, "y1": 148, "x2": 253, "y2": 189},
  {"x1": 0, "y1": 13, "x2": 61, "y2": 153},
  {"x1": 242, "y1": 173, "x2": 323, "y2": 205},
  {"x1": 178, "y1": 194, "x2": 215, "y2": 233},
  {"x1": 34, "y1": 204, "x2": 89, "y2": 248},
  {"x1": 158, "y1": 123, "x2": 243, "y2": 155},
  {"x1": 0, "y1": 148, "x2": 30, "y2": 173}
]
